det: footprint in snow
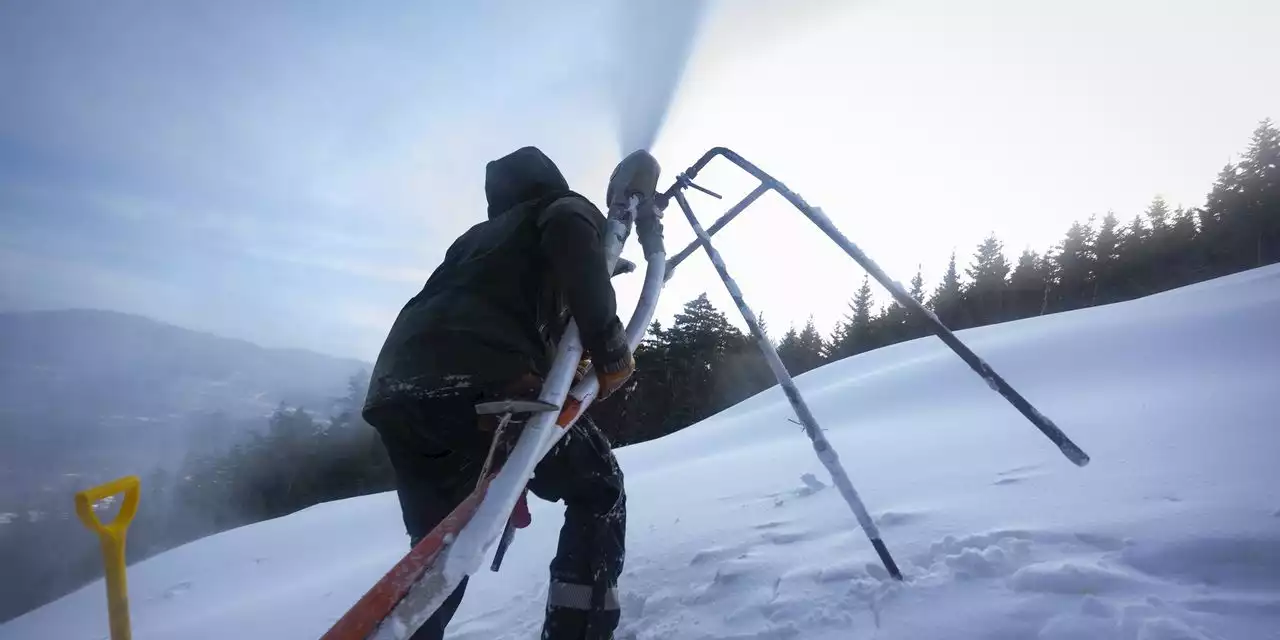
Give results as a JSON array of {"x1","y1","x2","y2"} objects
[
  {"x1": 1073, "y1": 531, "x2": 1128, "y2": 552},
  {"x1": 997, "y1": 463, "x2": 1042, "y2": 476},
  {"x1": 1009, "y1": 558, "x2": 1148, "y2": 595},
  {"x1": 769, "y1": 473, "x2": 828, "y2": 507},
  {"x1": 799, "y1": 473, "x2": 826, "y2": 494},
  {"x1": 1121, "y1": 534, "x2": 1280, "y2": 590},
  {"x1": 873, "y1": 510, "x2": 924, "y2": 528},
  {"x1": 161, "y1": 581, "x2": 193, "y2": 600},
  {"x1": 688, "y1": 555, "x2": 775, "y2": 604},
  {"x1": 993, "y1": 463, "x2": 1047, "y2": 486},
  {"x1": 689, "y1": 541, "x2": 754, "y2": 566},
  {"x1": 753, "y1": 520, "x2": 787, "y2": 531},
  {"x1": 760, "y1": 529, "x2": 812, "y2": 546}
]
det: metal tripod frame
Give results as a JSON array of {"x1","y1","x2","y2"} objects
[{"x1": 657, "y1": 147, "x2": 1092, "y2": 581}]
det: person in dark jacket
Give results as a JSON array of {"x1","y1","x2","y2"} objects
[{"x1": 362, "y1": 146, "x2": 638, "y2": 640}]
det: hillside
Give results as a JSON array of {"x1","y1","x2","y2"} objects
[
  {"x1": 0, "y1": 309, "x2": 368, "y2": 493},
  {"x1": 3, "y1": 265, "x2": 1278, "y2": 639},
  {"x1": 0, "y1": 308, "x2": 371, "y2": 623}
]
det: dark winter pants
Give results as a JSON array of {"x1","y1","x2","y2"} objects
[{"x1": 368, "y1": 384, "x2": 626, "y2": 640}]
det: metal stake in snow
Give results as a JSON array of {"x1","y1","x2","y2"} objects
[
  {"x1": 661, "y1": 148, "x2": 1091, "y2": 468},
  {"x1": 671, "y1": 189, "x2": 904, "y2": 581}
]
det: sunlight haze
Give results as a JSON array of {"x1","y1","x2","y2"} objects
[{"x1": 2, "y1": 0, "x2": 1276, "y2": 359}]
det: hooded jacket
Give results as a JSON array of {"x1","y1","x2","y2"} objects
[{"x1": 363, "y1": 147, "x2": 625, "y2": 413}]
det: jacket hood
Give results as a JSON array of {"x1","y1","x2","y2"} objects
[{"x1": 484, "y1": 146, "x2": 571, "y2": 219}]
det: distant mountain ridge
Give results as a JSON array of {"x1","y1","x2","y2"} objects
[
  {"x1": 0, "y1": 308, "x2": 370, "y2": 417},
  {"x1": 0, "y1": 308, "x2": 372, "y2": 500}
]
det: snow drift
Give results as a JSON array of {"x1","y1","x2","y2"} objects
[{"x1": 4, "y1": 265, "x2": 1279, "y2": 640}]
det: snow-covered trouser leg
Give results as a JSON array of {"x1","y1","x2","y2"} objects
[
  {"x1": 527, "y1": 415, "x2": 626, "y2": 640},
  {"x1": 366, "y1": 384, "x2": 505, "y2": 640}
]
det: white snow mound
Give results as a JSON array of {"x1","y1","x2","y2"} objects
[{"x1": 4, "y1": 265, "x2": 1279, "y2": 640}]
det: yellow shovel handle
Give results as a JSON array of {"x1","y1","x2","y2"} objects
[{"x1": 75, "y1": 475, "x2": 141, "y2": 640}]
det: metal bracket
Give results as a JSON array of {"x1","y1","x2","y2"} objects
[
  {"x1": 681, "y1": 174, "x2": 723, "y2": 200},
  {"x1": 474, "y1": 399, "x2": 559, "y2": 416}
]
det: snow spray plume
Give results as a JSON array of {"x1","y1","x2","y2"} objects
[{"x1": 611, "y1": 0, "x2": 709, "y2": 154}]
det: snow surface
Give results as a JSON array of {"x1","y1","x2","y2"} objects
[{"x1": 5, "y1": 265, "x2": 1280, "y2": 640}]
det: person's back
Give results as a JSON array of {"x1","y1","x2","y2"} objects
[
  {"x1": 365, "y1": 146, "x2": 629, "y2": 415},
  {"x1": 362, "y1": 146, "x2": 655, "y2": 640}
]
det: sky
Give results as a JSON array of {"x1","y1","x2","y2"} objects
[{"x1": 2, "y1": 0, "x2": 1277, "y2": 361}]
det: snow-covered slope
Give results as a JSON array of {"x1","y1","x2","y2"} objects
[{"x1": 5, "y1": 266, "x2": 1279, "y2": 640}]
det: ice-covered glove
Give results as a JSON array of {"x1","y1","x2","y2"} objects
[
  {"x1": 574, "y1": 349, "x2": 633, "y2": 400},
  {"x1": 595, "y1": 349, "x2": 634, "y2": 400},
  {"x1": 591, "y1": 320, "x2": 634, "y2": 400}
]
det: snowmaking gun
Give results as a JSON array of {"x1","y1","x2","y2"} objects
[{"x1": 319, "y1": 148, "x2": 1090, "y2": 640}]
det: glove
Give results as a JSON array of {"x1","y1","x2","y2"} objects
[
  {"x1": 588, "y1": 318, "x2": 633, "y2": 400},
  {"x1": 573, "y1": 352, "x2": 632, "y2": 400},
  {"x1": 595, "y1": 349, "x2": 635, "y2": 401}
]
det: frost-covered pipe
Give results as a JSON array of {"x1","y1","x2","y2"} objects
[
  {"x1": 536, "y1": 195, "x2": 667, "y2": 462},
  {"x1": 672, "y1": 189, "x2": 904, "y2": 581}
]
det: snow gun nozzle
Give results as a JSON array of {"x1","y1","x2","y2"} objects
[
  {"x1": 607, "y1": 149, "x2": 661, "y2": 212},
  {"x1": 608, "y1": 149, "x2": 667, "y2": 257}
]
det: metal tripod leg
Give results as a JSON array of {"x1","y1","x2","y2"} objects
[{"x1": 672, "y1": 189, "x2": 903, "y2": 580}]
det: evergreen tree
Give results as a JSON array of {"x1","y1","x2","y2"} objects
[
  {"x1": 794, "y1": 316, "x2": 828, "y2": 373},
  {"x1": 1146, "y1": 195, "x2": 1171, "y2": 235},
  {"x1": 1236, "y1": 119, "x2": 1280, "y2": 267},
  {"x1": 1138, "y1": 196, "x2": 1198, "y2": 292},
  {"x1": 1046, "y1": 220, "x2": 1097, "y2": 312},
  {"x1": 877, "y1": 298, "x2": 908, "y2": 346},
  {"x1": 908, "y1": 267, "x2": 926, "y2": 303},
  {"x1": 928, "y1": 251, "x2": 964, "y2": 327},
  {"x1": 868, "y1": 304, "x2": 901, "y2": 348},
  {"x1": 893, "y1": 266, "x2": 929, "y2": 339},
  {"x1": 1198, "y1": 162, "x2": 1243, "y2": 277},
  {"x1": 833, "y1": 276, "x2": 876, "y2": 358},
  {"x1": 963, "y1": 234, "x2": 1011, "y2": 325},
  {"x1": 1165, "y1": 206, "x2": 1202, "y2": 284},
  {"x1": 1008, "y1": 248, "x2": 1047, "y2": 318},
  {"x1": 659, "y1": 294, "x2": 739, "y2": 428},
  {"x1": 1091, "y1": 212, "x2": 1121, "y2": 305},
  {"x1": 1111, "y1": 215, "x2": 1150, "y2": 299},
  {"x1": 776, "y1": 325, "x2": 803, "y2": 372}
]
